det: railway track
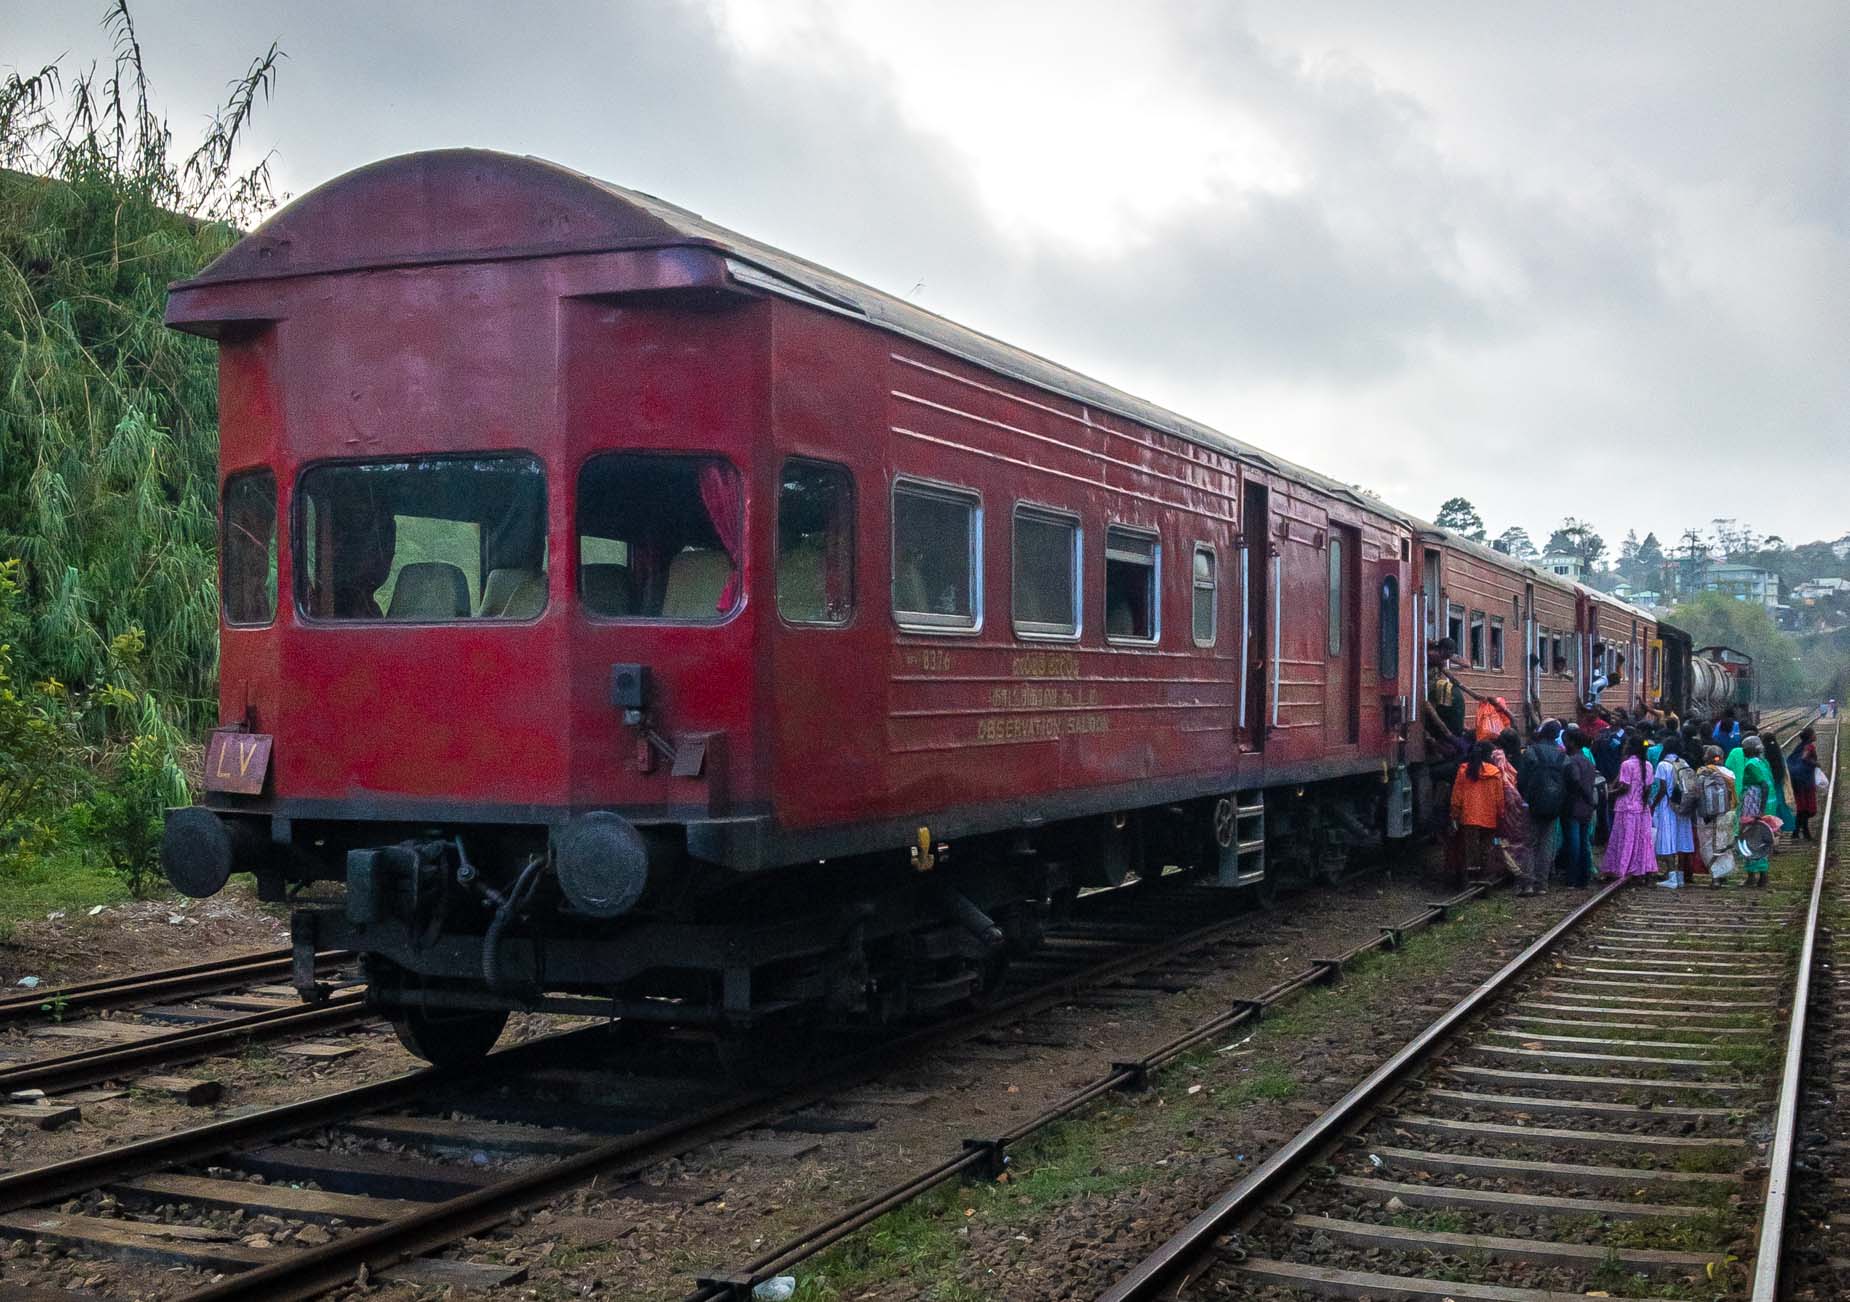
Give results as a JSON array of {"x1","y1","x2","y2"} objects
[
  {"x1": 1100, "y1": 720, "x2": 1840, "y2": 1302},
  {"x1": 0, "y1": 950, "x2": 368, "y2": 1102},
  {"x1": 0, "y1": 860, "x2": 1478, "y2": 1299}
]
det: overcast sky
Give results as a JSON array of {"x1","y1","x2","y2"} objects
[{"x1": 13, "y1": 1, "x2": 1847, "y2": 553}]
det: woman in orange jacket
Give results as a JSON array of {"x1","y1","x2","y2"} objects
[{"x1": 1450, "y1": 740, "x2": 1505, "y2": 889}]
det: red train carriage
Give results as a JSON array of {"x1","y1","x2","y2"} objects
[{"x1": 161, "y1": 151, "x2": 1421, "y2": 1063}]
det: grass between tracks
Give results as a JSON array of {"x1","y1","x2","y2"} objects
[{"x1": 783, "y1": 891, "x2": 1525, "y2": 1301}]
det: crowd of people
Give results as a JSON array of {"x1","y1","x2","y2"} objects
[{"x1": 1423, "y1": 636, "x2": 1827, "y2": 894}]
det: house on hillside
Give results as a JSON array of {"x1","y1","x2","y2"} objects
[
  {"x1": 1701, "y1": 562, "x2": 1781, "y2": 613},
  {"x1": 1541, "y1": 551, "x2": 1584, "y2": 581}
]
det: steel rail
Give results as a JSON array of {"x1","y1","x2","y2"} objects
[
  {"x1": 175, "y1": 882, "x2": 1480, "y2": 1302},
  {"x1": 0, "y1": 949, "x2": 352, "y2": 1024},
  {"x1": 673, "y1": 886, "x2": 1494, "y2": 1302},
  {"x1": 1097, "y1": 876, "x2": 1626, "y2": 1302},
  {"x1": 0, "y1": 991, "x2": 371, "y2": 1096},
  {"x1": 0, "y1": 1022, "x2": 613, "y2": 1214},
  {"x1": 1750, "y1": 716, "x2": 1840, "y2": 1301}
]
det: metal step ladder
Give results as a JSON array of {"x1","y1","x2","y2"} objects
[{"x1": 1215, "y1": 790, "x2": 1268, "y2": 887}]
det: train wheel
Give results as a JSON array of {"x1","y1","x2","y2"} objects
[{"x1": 390, "y1": 1004, "x2": 510, "y2": 1067}]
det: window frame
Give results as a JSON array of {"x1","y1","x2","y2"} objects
[
  {"x1": 775, "y1": 457, "x2": 856, "y2": 629},
  {"x1": 1191, "y1": 542, "x2": 1217, "y2": 648},
  {"x1": 294, "y1": 450, "x2": 549, "y2": 626},
  {"x1": 1378, "y1": 572, "x2": 1400, "y2": 680},
  {"x1": 575, "y1": 450, "x2": 743, "y2": 626},
  {"x1": 1327, "y1": 536, "x2": 1344, "y2": 657},
  {"x1": 1010, "y1": 502, "x2": 1082, "y2": 641},
  {"x1": 1489, "y1": 615, "x2": 1505, "y2": 670},
  {"x1": 222, "y1": 467, "x2": 278, "y2": 628},
  {"x1": 1103, "y1": 522, "x2": 1162, "y2": 646},
  {"x1": 1468, "y1": 609, "x2": 1486, "y2": 669},
  {"x1": 891, "y1": 475, "x2": 984, "y2": 635},
  {"x1": 1446, "y1": 601, "x2": 1466, "y2": 651}
]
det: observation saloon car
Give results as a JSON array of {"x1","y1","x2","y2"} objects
[{"x1": 161, "y1": 150, "x2": 1685, "y2": 1066}]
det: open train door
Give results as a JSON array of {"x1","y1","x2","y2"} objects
[
  {"x1": 1242, "y1": 480, "x2": 1270, "y2": 751},
  {"x1": 1327, "y1": 523, "x2": 1362, "y2": 747}
]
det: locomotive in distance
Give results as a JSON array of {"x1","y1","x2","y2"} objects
[{"x1": 159, "y1": 151, "x2": 1734, "y2": 1065}]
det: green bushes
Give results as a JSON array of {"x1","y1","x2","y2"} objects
[
  {"x1": 0, "y1": 560, "x2": 188, "y2": 901},
  {"x1": 0, "y1": 4, "x2": 280, "y2": 909}
]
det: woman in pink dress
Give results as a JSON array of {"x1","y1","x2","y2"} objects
[{"x1": 1603, "y1": 734, "x2": 1660, "y2": 880}]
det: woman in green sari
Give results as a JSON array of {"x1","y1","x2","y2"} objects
[{"x1": 1736, "y1": 735, "x2": 1778, "y2": 887}]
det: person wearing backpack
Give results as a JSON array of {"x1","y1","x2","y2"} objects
[
  {"x1": 1592, "y1": 723, "x2": 1625, "y2": 847},
  {"x1": 1651, "y1": 736, "x2": 1697, "y2": 888},
  {"x1": 1519, "y1": 722, "x2": 1569, "y2": 885},
  {"x1": 1788, "y1": 728, "x2": 1821, "y2": 840},
  {"x1": 1603, "y1": 734, "x2": 1661, "y2": 880},
  {"x1": 1561, "y1": 726, "x2": 1601, "y2": 888},
  {"x1": 1695, "y1": 746, "x2": 1738, "y2": 885}
]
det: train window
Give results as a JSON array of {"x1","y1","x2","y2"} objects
[
  {"x1": 223, "y1": 470, "x2": 278, "y2": 626},
  {"x1": 577, "y1": 454, "x2": 742, "y2": 621},
  {"x1": 1327, "y1": 537, "x2": 1343, "y2": 656},
  {"x1": 893, "y1": 479, "x2": 981, "y2": 631},
  {"x1": 1104, "y1": 525, "x2": 1159, "y2": 643},
  {"x1": 298, "y1": 455, "x2": 546, "y2": 622},
  {"x1": 1013, "y1": 506, "x2": 1080, "y2": 639},
  {"x1": 1378, "y1": 574, "x2": 1399, "y2": 679},
  {"x1": 778, "y1": 461, "x2": 853, "y2": 625},
  {"x1": 1446, "y1": 602, "x2": 1465, "y2": 651},
  {"x1": 1468, "y1": 610, "x2": 1485, "y2": 668},
  {"x1": 1489, "y1": 616, "x2": 1505, "y2": 670},
  {"x1": 1191, "y1": 545, "x2": 1217, "y2": 647}
]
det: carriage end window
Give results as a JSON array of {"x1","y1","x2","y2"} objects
[
  {"x1": 893, "y1": 480, "x2": 980, "y2": 631},
  {"x1": 1468, "y1": 610, "x2": 1486, "y2": 668},
  {"x1": 577, "y1": 454, "x2": 742, "y2": 621},
  {"x1": 1013, "y1": 506, "x2": 1079, "y2": 639},
  {"x1": 1446, "y1": 602, "x2": 1466, "y2": 653},
  {"x1": 1378, "y1": 573, "x2": 1399, "y2": 679},
  {"x1": 1327, "y1": 537, "x2": 1344, "y2": 656},
  {"x1": 1192, "y1": 544, "x2": 1217, "y2": 647},
  {"x1": 778, "y1": 460, "x2": 853, "y2": 625},
  {"x1": 223, "y1": 470, "x2": 278, "y2": 626},
  {"x1": 1489, "y1": 616, "x2": 1505, "y2": 670},
  {"x1": 298, "y1": 455, "x2": 546, "y2": 622},
  {"x1": 1105, "y1": 525, "x2": 1159, "y2": 643}
]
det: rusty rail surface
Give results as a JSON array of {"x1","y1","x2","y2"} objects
[
  {"x1": 0, "y1": 949, "x2": 351, "y2": 1024},
  {"x1": 1750, "y1": 716, "x2": 1840, "y2": 1300}
]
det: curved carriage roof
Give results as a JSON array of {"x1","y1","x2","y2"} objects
[{"x1": 176, "y1": 149, "x2": 1404, "y2": 521}]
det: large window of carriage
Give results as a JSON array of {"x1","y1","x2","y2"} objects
[
  {"x1": 1378, "y1": 573, "x2": 1400, "y2": 679},
  {"x1": 222, "y1": 469, "x2": 278, "y2": 626},
  {"x1": 1468, "y1": 609, "x2": 1486, "y2": 668},
  {"x1": 296, "y1": 455, "x2": 547, "y2": 622},
  {"x1": 892, "y1": 479, "x2": 981, "y2": 632},
  {"x1": 1104, "y1": 525, "x2": 1160, "y2": 643},
  {"x1": 576, "y1": 454, "x2": 743, "y2": 621},
  {"x1": 1012, "y1": 505, "x2": 1080, "y2": 639},
  {"x1": 1446, "y1": 601, "x2": 1465, "y2": 651},
  {"x1": 777, "y1": 460, "x2": 853, "y2": 625},
  {"x1": 1191, "y1": 544, "x2": 1217, "y2": 647},
  {"x1": 1489, "y1": 615, "x2": 1505, "y2": 670}
]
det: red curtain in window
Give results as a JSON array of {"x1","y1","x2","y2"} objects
[{"x1": 698, "y1": 462, "x2": 743, "y2": 612}]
